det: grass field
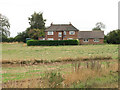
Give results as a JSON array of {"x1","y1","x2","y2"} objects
[
  {"x1": 1, "y1": 43, "x2": 119, "y2": 88},
  {"x1": 2, "y1": 43, "x2": 118, "y2": 61}
]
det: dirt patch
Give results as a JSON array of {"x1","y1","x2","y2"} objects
[
  {"x1": 2, "y1": 59, "x2": 116, "y2": 68},
  {"x1": 2, "y1": 56, "x2": 112, "y2": 67},
  {"x1": 2, "y1": 61, "x2": 71, "y2": 68},
  {"x1": 2, "y1": 78, "x2": 43, "y2": 88}
]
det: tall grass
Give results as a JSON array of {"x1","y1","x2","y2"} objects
[
  {"x1": 2, "y1": 60, "x2": 118, "y2": 88},
  {"x1": 63, "y1": 60, "x2": 118, "y2": 88}
]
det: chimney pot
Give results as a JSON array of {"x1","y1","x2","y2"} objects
[{"x1": 51, "y1": 22, "x2": 53, "y2": 26}]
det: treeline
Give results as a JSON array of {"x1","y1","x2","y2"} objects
[{"x1": 104, "y1": 29, "x2": 120, "y2": 44}]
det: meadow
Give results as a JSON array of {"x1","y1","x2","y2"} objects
[
  {"x1": 1, "y1": 43, "x2": 119, "y2": 88},
  {"x1": 2, "y1": 43, "x2": 118, "y2": 61}
]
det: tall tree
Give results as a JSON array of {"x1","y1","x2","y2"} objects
[
  {"x1": 28, "y1": 12, "x2": 46, "y2": 29},
  {"x1": 0, "y1": 14, "x2": 10, "y2": 37},
  {"x1": 92, "y1": 22, "x2": 105, "y2": 31},
  {"x1": 28, "y1": 12, "x2": 46, "y2": 39}
]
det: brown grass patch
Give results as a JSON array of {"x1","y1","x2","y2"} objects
[
  {"x1": 2, "y1": 56, "x2": 112, "y2": 65},
  {"x1": 63, "y1": 60, "x2": 118, "y2": 87}
]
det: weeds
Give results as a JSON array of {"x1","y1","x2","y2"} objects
[
  {"x1": 43, "y1": 71, "x2": 64, "y2": 88},
  {"x1": 63, "y1": 60, "x2": 118, "y2": 88}
]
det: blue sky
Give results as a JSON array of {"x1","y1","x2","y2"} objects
[{"x1": 0, "y1": 0, "x2": 119, "y2": 37}]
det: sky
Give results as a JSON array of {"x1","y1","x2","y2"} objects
[{"x1": 0, "y1": 0, "x2": 119, "y2": 37}]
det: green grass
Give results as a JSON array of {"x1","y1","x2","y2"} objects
[
  {"x1": 2, "y1": 63, "x2": 73, "y2": 82},
  {"x1": 2, "y1": 43, "x2": 118, "y2": 61}
]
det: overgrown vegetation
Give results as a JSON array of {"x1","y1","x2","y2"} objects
[
  {"x1": 2, "y1": 60, "x2": 118, "y2": 88},
  {"x1": 43, "y1": 71, "x2": 64, "y2": 88}
]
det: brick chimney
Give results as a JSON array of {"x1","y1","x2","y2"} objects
[
  {"x1": 69, "y1": 22, "x2": 72, "y2": 25},
  {"x1": 51, "y1": 22, "x2": 53, "y2": 26}
]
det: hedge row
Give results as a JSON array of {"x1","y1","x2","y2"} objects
[{"x1": 27, "y1": 40, "x2": 79, "y2": 46}]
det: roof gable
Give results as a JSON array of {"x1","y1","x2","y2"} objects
[{"x1": 45, "y1": 24, "x2": 79, "y2": 31}]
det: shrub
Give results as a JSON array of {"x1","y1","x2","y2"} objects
[
  {"x1": 7, "y1": 37, "x2": 15, "y2": 42},
  {"x1": 1, "y1": 35, "x2": 8, "y2": 42},
  {"x1": 27, "y1": 40, "x2": 79, "y2": 46},
  {"x1": 105, "y1": 29, "x2": 120, "y2": 44},
  {"x1": 44, "y1": 71, "x2": 64, "y2": 88}
]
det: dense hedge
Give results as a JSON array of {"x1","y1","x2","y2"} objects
[{"x1": 27, "y1": 40, "x2": 79, "y2": 46}]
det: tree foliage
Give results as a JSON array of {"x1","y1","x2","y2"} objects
[
  {"x1": 12, "y1": 12, "x2": 46, "y2": 42},
  {"x1": 105, "y1": 29, "x2": 120, "y2": 44},
  {"x1": 0, "y1": 14, "x2": 10, "y2": 37},
  {"x1": 14, "y1": 28, "x2": 30, "y2": 42},
  {"x1": 92, "y1": 22, "x2": 105, "y2": 31},
  {"x1": 1, "y1": 34, "x2": 8, "y2": 42},
  {"x1": 28, "y1": 12, "x2": 46, "y2": 30},
  {"x1": 28, "y1": 29, "x2": 44, "y2": 40},
  {"x1": 27, "y1": 12, "x2": 46, "y2": 39}
]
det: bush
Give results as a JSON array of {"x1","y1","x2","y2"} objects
[
  {"x1": 44, "y1": 71, "x2": 64, "y2": 88},
  {"x1": 7, "y1": 37, "x2": 15, "y2": 42},
  {"x1": 105, "y1": 29, "x2": 120, "y2": 44},
  {"x1": 2, "y1": 35, "x2": 8, "y2": 42},
  {"x1": 27, "y1": 40, "x2": 79, "y2": 46}
]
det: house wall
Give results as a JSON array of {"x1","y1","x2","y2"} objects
[
  {"x1": 63, "y1": 31, "x2": 78, "y2": 40},
  {"x1": 45, "y1": 31, "x2": 78, "y2": 40},
  {"x1": 79, "y1": 38, "x2": 104, "y2": 44},
  {"x1": 38, "y1": 37, "x2": 45, "y2": 40}
]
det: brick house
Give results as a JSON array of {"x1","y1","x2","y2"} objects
[
  {"x1": 44, "y1": 23, "x2": 104, "y2": 44},
  {"x1": 45, "y1": 23, "x2": 79, "y2": 40},
  {"x1": 78, "y1": 31, "x2": 104, "y2": 44}
]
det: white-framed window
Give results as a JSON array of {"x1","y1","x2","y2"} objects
[
  {"x1": 93, "y1": 38, "x2": 99, "y2": 42},
  {"x1": 58, "y1": 32, "x2": 62, "y2": 37},
  {"x1": 64, "y1": 31, "x2": 66, "y2": 35},
  {"x1": 48, "y1": 31, "x2": 53, "y2": 35},
  {"x1": 67, "y1": 38, "x2": 73, "y2": 40},
  {"x1": 42, "y1": 38, "x2": 45, "y2": 40},
  {"x1": 83, "y1": 39, "x2": 89, "y2": 42},
  {"x1": 69, "y1": 31, "x2": 75, "y2": 35},
  {"x1": 47, "y1": 38, "x2": 54, "y2": 40},
  {"x1": 58, "y1": 39, "x2": 60, "y2": 40}
]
